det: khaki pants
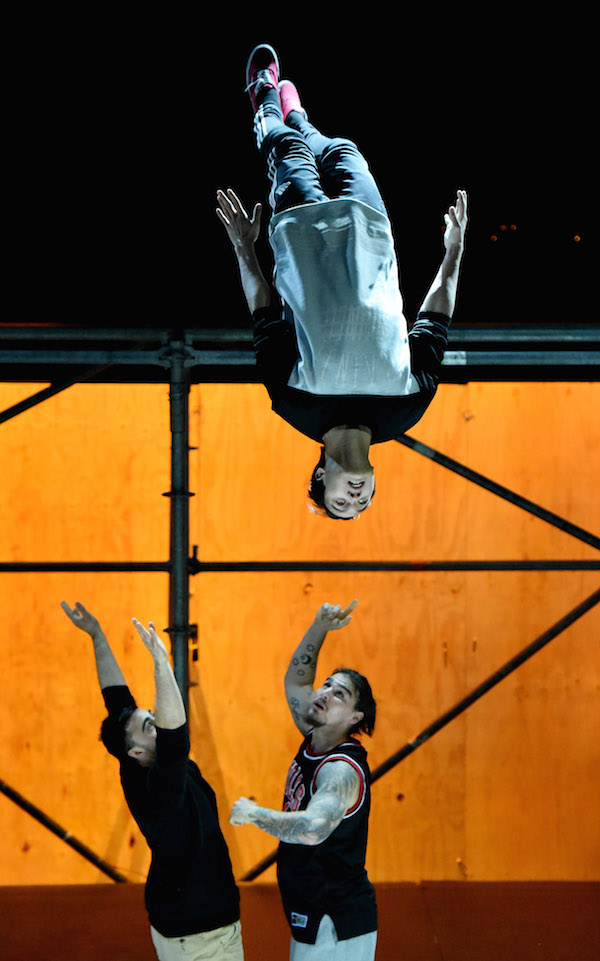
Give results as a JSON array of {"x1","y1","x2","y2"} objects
[{"x1": 150, "y1": 921, "x2": 243, "y2": 961}]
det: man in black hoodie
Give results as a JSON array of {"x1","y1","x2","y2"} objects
[{"x1": 61, "y1": 601, "x2": 243, "y2": 961}]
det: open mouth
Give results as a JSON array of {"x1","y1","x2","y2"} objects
[{"x1": 348, "y1": 481, "x2": 364, "y2": 489}]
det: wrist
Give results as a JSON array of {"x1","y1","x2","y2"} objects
[
  {"x1": 235, "y1": 240, "x2": 257, "y2": 260},
  {"x1": 444, "y1": 240, "x2": 464, "y2": 258},
  {"x1": 152, "y1": 649, "x2": 172, "y2": 670}
]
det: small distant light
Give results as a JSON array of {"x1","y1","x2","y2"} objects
[
  {"x1": 510, "y1": 224, "x2": 517, "y2": 231},
  {"x1": 573, "y1": 235, "x2": 581, "y2": 243},
  {"x1": 490, "y1": 234, "x2": 498, "y2": 242},
  {"x1": 499, "y1": 224, "x2": 508, "y2": 231}
]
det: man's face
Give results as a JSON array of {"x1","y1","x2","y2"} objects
[
  {"x1": 307, "y1": 673, "x2": 364, "y2": 735},
  {"x1": 126, "y1": 708, "x2": 157, "y2": 766},
  {"x1": 316, "y1": 467, "x2": 375, "y2": 518}
]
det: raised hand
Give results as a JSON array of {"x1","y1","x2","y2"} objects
[
  {"x1": 61, "y1": 601, "x2": 127, "y2": 687},
  {"x1": 443, "y1": 189, "x2": 468, "y2": 250},
  {"x1": 314, "y1": 599, "x2": 358, "y2": 631},
  {"x1": 216, "y1": 188, "x2": 262, "y2": 250},
  {"x1": 132, "y1": 618, "x2": 170, "y2": 660},
  {"x1": 60, "y1": 601, "x2": 101, "y2": 637}
]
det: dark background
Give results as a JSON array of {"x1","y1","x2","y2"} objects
[{"x1": 6, "y1": 16, "x2": 592, "y2": 332}]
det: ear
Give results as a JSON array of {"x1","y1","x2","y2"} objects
[
  {"x1": 351, "y1": 710, "x2": 364, "y2": 728},
  {"x1": 127, "y1": 746, "x2": 145, "y2": 760},
  {"x1": 315, "y1": 467, "x2": 326, "y2": 483}
]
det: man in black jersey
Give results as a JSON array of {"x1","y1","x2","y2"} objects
[
  {"x1": 61, "y1": 601, "x2": 243, "y2": 961},
  {"x1": 230, "y1": 599, "x2": 377, "y2": 959}
]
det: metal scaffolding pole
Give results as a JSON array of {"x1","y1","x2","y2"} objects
[{"x1": 165, "y1": 339, "x2": 192, "y2": 713}]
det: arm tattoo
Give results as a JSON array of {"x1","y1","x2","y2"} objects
[
  {"x1": 249, "y1": 762, "x2": 359, "y2": 845},
  {"x1": 288, "y1": 696, "x2": 304, "y2": 725},
  {"x1": 293, "y1": 652, "x2": 315, "y2": 677},
  {"x1": 285, "y1": 628, "x2": 326, "y2": 730}
]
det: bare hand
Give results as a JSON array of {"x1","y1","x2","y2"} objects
[
  {"x1": 132, "y1": 618, "x2": 169, "y2": 660},
  {"x1": 314, "y1": 599, "x2": 358, "y2": 631},
  {"x1": 216, "y1": 188, "x2": 262, "y2": 250},
  {"x1": 443, "y1": 189, "x2": 468, "y2": 250},
  {"x1": 60, "y1": 601, "x2": 101, "y2": 637},
  {"x1": 230, "y1": 797, "x2": 259, "y2": 826}
]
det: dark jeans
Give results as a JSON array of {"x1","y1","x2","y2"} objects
[{"x1": 255, "y1": 89, "x2": 387, "y2": 217}]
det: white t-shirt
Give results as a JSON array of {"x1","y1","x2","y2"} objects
[{"x1": 269, "y1": 198, "x2": 420, "y2": 397}]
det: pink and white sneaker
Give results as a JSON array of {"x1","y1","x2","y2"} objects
[
  {"x1": 279, "y1": 79, "x2": 308, "y2": 121},
  {"x1": 245, "y1": 43, "x2": 280, "y2": 114}
]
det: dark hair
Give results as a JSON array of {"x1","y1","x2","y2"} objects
[
  {"x1": 307, "y1": 446, "x2": 375, "y2": 520},
  {"x1": 334, "y1": 666, "x2": 376, "y2": 737},
  {"x1": 99, "y1": 705, "x2": 137, "y2": 759},
  {"x1": 307, "y1": 446, "x2": 330, "y2": 513}
]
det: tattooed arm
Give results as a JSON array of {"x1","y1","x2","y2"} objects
[
  {"x1": 230, "y1": 760, "x2": 360, "y2": 845},
  {"x1": 284, "y1": 600, "x2": 358, "y2": 734}
]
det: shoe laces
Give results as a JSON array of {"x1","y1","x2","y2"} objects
[{"x1": 245, "y1": 68, "x2": 277, "y2": 93}]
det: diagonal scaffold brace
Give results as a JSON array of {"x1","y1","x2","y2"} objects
[
  {"x1": 0, "y1": 778, "x2": 127, "y2": 882},
  {"x1": 396, "y1": 434, "x2": 600, "y2": 552}
]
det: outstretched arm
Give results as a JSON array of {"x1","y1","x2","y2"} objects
[
  {"x1": 419, "y1": 189, "x2": 468, "y2": 317},
  {"x1": 132, "y1": 619, "x2": 186, "y2": 730},
  {"x1": 60, "y1": 601, "x2": 127, "y2": 690},
  {"x1": 216, "y1": 188, "x2": 272, "y2": 313},
  {"x1": 230, "y1": 759, "x2": 360, "y2": 845},
  {"x1": 284, "y1": 600, "x2": 357, "y2": 734}
]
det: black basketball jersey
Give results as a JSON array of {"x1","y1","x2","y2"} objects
[{"x1": 276, "y1": 734, "x2": 377, "y2": 944}]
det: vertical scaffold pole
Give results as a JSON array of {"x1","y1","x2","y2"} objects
[{"x1": 166, "y1": 338, "x2": 192, "y2": 714}]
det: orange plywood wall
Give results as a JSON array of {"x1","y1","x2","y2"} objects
[{"x1": 1, "y1": 381, "x2": 599, "y2": 886}]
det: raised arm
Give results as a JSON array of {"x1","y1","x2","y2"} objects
[
  {"x1": 230, "y1": 759, "x2": 360, "y2": 845},
  {"x1": 284, "y1": 600, "x2": 358, "y2": 734},
  {"x1": 216, "y1": 188, "x2": 272, "y2": 313},
  {"x1": 60, "y1": 601, "x2": 127, "y2": 690},
  {"x1": 419, "y1": 189, "x2": 468, "y2": 317},
  {"x1": 132, "y1": 619, "x2": 186, "y2": 730}
]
